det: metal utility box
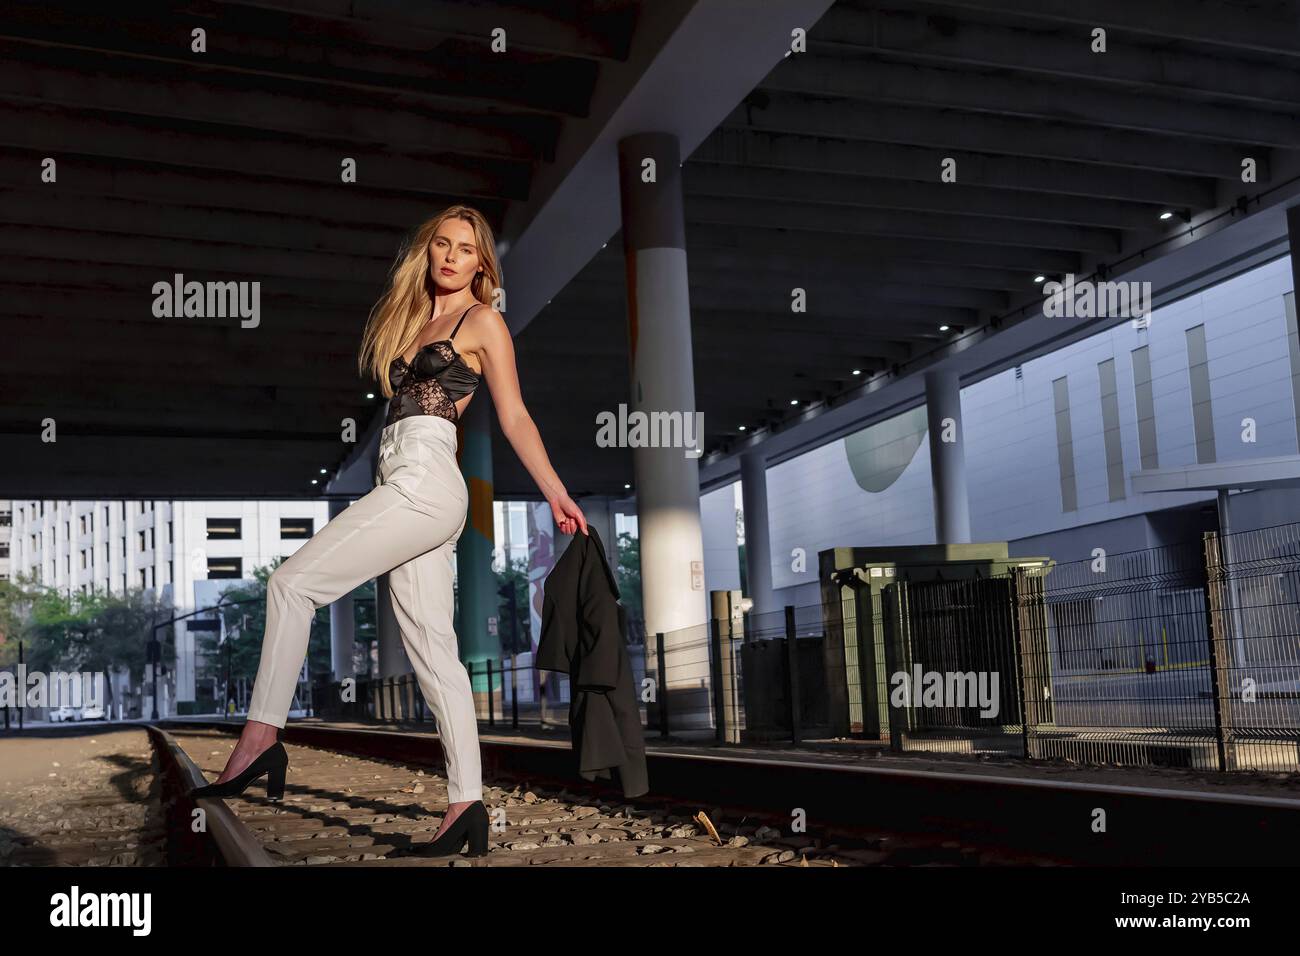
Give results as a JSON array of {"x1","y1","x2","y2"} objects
[{"x1": 818, "y1": 543, "x2": 1052, "y2": 739}]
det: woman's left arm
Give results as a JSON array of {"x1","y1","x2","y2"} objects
[{"x1": 474, "y1": 306, "x2": 588, "y2": 536}]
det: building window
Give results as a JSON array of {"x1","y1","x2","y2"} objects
[
  {"x1": 80, "y1": 515, "x2": 86, "y2": 535},
  {"x1": 1185, "y1": 323, "x2": 1216, "y2": 464},
  {"x1": 1051, "y1": 375, "x2": 1078, "y2": 513},
  {"x1": 149, "y1": 527, "x2": 155, "y2": 550},
  {"x1": 0, "y1": 543, "x2": 9, "y2": 559},
  {"x1": 280, "y1": 517, "x2": 314, "y2": 539},
  {"x1": 138, "y1": 530, "x2": 146, "y2": 552},
  {"x1": 140, "y1": 569, "x2": 147, "y2": 589},
  {"x1": 89, "y1": 512, "x2": 94, "y2": 532},
  {"x1": 167, "y1": 520, "x2": 173, "y2": 544},
  {"x1": 167, "y1": 559, "x2": 173, "y2": 584},
  {"x1": 1097, "y1": 358, "x2": 1126, "y2": 503},
  {"x1": 104, "y1": 505, "x2": 110, "y2": 526},
  {"x1": 121, "y1": 502, "x2": 126, "y2": 519},
  {"x1": 66, "y1": 555, "x2": 70, "y2": 573},
  {"x1": 80, "y1": 549, "x2": 87, "y2": 569},
  {"x1": 206, "y1": 518, "x2": 242, "y2": 540},
  {"x1": 121, "y1": 538, "x2": 126, "y2": 556},
  {"x1": 207, "y1": 556, "x2": 243, "y2": 579},
  {"x1": 1131, "y1": 345, "x2": 1158, "y2": 470}
]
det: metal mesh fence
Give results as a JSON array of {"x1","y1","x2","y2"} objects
[{"x1": 225, "y1": 522, "x2": 1300, "y2": 774}]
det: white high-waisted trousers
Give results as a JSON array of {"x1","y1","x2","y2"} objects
[{"x1": 246, "y1": 415, "x2": 483, "y2": 803}]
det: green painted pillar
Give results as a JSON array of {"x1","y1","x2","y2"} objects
[{"x1": 455, "y1": 390, "x2": 501, "y2": 695}]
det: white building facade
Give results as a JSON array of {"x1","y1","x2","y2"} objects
[{"x1": 8, "y1": 498, "x2": 329, "y2": 715}]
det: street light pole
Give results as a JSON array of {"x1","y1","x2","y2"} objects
[{"x1": 147, "y1": 596, "x2": 261, "y2": 724}]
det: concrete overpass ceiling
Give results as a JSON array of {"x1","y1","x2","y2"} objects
[{"x1": 0, "y1": 0, "x2": 643, "y2": 498}]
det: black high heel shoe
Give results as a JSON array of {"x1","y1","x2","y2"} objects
[
  {"x1": 421, "y1": 800, "x2": 490, "y2": 857},
  {"x1": 190, "y1": 740, "x2": 289, "y2": 802}
]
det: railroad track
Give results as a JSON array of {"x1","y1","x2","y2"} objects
[
  {"x1": 166, "y1": 726, "x2": 1063, "y2": 867},
  {"x1": 6, "y1": 722, "x2": 1296, "y2": 867}
]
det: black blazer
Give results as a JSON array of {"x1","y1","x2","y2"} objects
[{"x1": 537, "y1": 525, "x2": 649, "y2": 798}]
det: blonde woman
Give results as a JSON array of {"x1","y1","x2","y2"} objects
[{"x1": 191, "y1": 205, "x2": 589, "y2": 858}]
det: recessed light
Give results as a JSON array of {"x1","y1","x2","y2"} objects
[
  {"x1": 939, "y1": 324, "x2": 950, "y2": 332},
  {"x1": 366, "y1": 392, "x2": 375, "y2": 399},
  {"x1": 1034, "y1": 275, "x2": 1046, "y2": 283},
  {"x1": 789, "y1": 399, "x2": 798, "y2": 405},
  {"x1": 852, "y1": 368, "x2": 861, "y2": 375},
  {"x1": 623, "y1": 483, "x2": 631, "y2": 490},
  {"x1": 319, "y1": 469, "x2": 326, "y2": 474},
  {"x1": 310, "y1": 479, "x2": 318, "y2": 485},
  {"x1": 1160, "y1": 211, "x2": 1173, "y2": 220},
  {"x1": 738, "y1": 425, "x2": 746, "y2": 431}
]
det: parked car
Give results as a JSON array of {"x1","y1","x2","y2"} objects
[
  {"x1": 81, "y1": 704, "x2": 106, "y2": 721},
  {"x1": 51, "y1": 705, "x2": 81, "y2": 722}
]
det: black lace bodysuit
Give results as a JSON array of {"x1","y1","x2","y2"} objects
[{"x1": 385, "y1": 305, "x2": 483, "y2": 426}]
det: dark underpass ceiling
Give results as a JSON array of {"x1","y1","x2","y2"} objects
[{"x1": 2, "y1": 0, "x2": 1299, "y2": 499}]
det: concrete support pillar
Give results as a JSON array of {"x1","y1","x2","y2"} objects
[
  {"x1": 580, "y1": 494, "x2": 619, "y2": 570},
  {"x1": 710, "y1": 589, "x2": 743, "y2": 744},
  {"x1": 924, "y1": 367, "x2": 972, "y2": 544},
  {"x1": 457, "y1": 389, "x2": 503, "y2": 694},
  {"x1": 369, "y1": 440, "x2": 404, "y2": 695},
  {"x1": 739, "y1": 450, "x2": 776, "y2": 621},
  {"x1": 375, "y1": 576, "x2": 402, "y2": 677},
  {"x1": 617, "y1": 131, "x2": 709, "y2": 726},
  {"x1": 327, "y1": 498, "x2": 356, "y2": 683},
  {"x1": 1217, "y1": 488, "x2": 1248, "y2": 670},
  {"x1": 1288, "y1": 205, "x2": 1300, "y2": 316}
]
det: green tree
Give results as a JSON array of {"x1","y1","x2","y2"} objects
[
  {"x1": 0, "y1": 573, "x2": 173, "y2": 712},
  {"x1": 615, "y1": 530, "x2": 644, "y2": 642},
  {"x1": 495, "y1": 555, "x2": 532, "y2": 656},
  {"x1": 736, "y1": 506, "x2": 748, "y2": 597},
  {"x1": 207, "y1": 559, "x2": 332, "y2": 687},
  {"x1": 352, "y1": 578, "x2": 377, "y2": 676}
]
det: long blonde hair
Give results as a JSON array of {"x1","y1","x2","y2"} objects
[{"x1": 358, "y1": 205, "x2": 501, "y2": 397}]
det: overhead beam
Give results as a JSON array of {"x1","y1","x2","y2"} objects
[
  {"x1": 581, "y1": 242, "x2": 1033, "y2": 292},
  {"x1": 0, "y1": 148, "x2": 504, "y2": 229},
  {"x1": 0, "y1": 46, "x2": 551, "y2": 158},
  {"x1": 768, "y1": 56, "x2": 1299, "y2": 147},
  {"x1": 693, "y1": 128, "x2": 1217, "y2": 207},
  {"x1": 729, "y1": 92, "x2": 1259, "y2": 179},
  {"x1": 685, "y1": 222, "x2": 1082, "y2": 273},
  {"x1": 824, "y1": 6, "x2": 1300, "y2": 108},
  {"x1": 0, "y1": 1, "x2": 598, "y2": 116},
  {"x1": 218, "y1": 0, "x2": 633, "y2": 61},
  {"x1": 686, "y1": 195, "x2": 1120, "y2": 254},
  {"x1": 685, "y1": 162, "x2": 1168, "y2": 231},
  {"x1": 0, "y1": 103, "x2": 529, "y2": 200},
  {"x1": 924, "y1": 0, "x2": 1300, "y2": 58}
]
